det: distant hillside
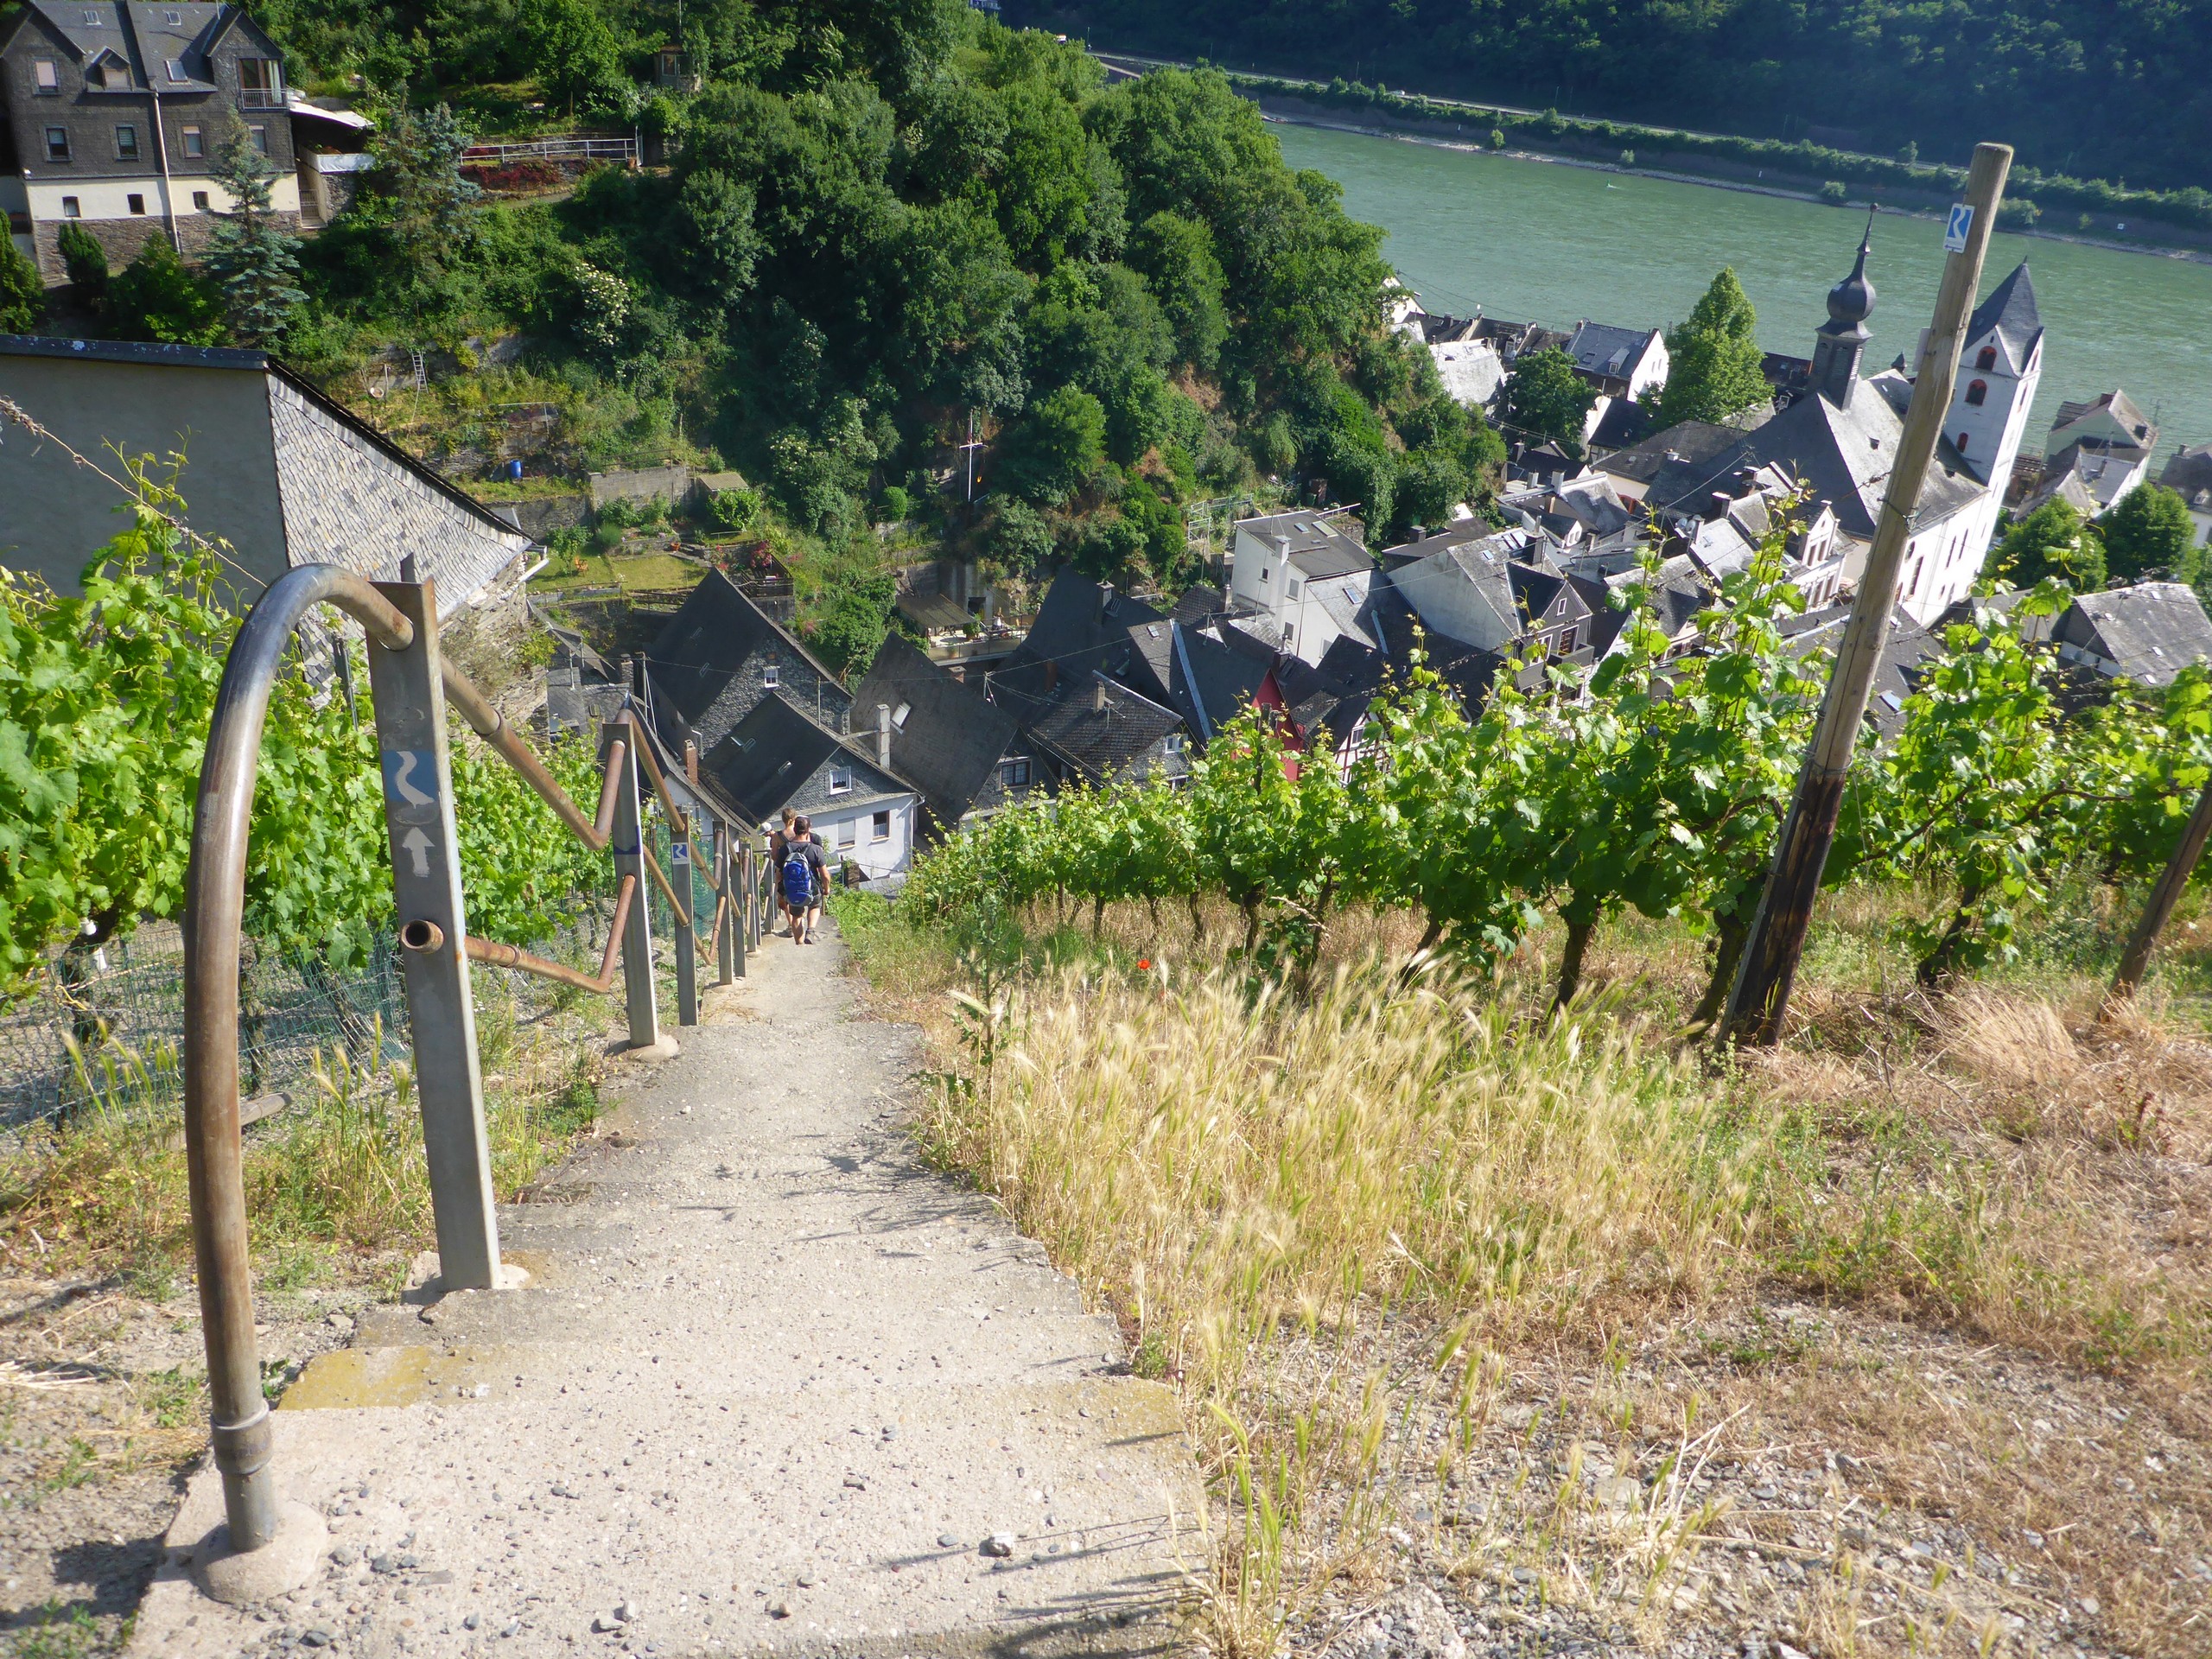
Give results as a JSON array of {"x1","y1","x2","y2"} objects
[{"x1": 1027, "y1": 0, "x2": 2212, "y2": 194}]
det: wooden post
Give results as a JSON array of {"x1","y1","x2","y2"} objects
[
  {"x1": 1719, "y1": 143, "x2": 2012, "y2": 1049},
  {"x1": 2107, "y1": 778, "x2": 2212, "y2": 1007}
]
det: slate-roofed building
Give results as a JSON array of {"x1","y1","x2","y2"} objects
[
  {"x1": 2050, "y1": 584, "x2": 2212, "y2": 690},
  {"x1": 0, "y1": 334, "x2": 529, "y2": 609},
  {"x1": 849, "y1": 633, "x2": 1033, "y2": 834},
  {"x1": 1021, "y1": 672, "x2": 1189, "y2": 791},
  {"x1": 690, "y1": 692, "x2": 917, "y2": 881},
  {"x1": 1563, "y1": 321, "x2": 1669, "y2": 402},
  {"x1": 643, "y1": 570, "x2": 852, "y2": 758},
  {"x1": 2158, "y1": 443, "x2": 2212, "y2": 550},
  {"x1": 2046, "y1": 388, "x2": 2156, "y2": 466},
  {"x1": 0, "y1": 0, "x2": 331, "y2": 279},
  {"x1": 1224, "y1": 507, "x2": 1374, "y2": 665}
]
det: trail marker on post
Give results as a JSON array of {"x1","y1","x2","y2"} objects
[
  {"x1": 607, "y1": 726, "x2": 663, "y2": 1052},
  {"x1": 365, "y1": 575, "x2": 501, "y2": 1291},
  {"x1": 672, "y1": 830, "x2": 699, "y2": 1026}
]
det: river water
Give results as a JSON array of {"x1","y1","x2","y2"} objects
[{"x1": 1274, "y1": 122, "x2": 2212, "y2": 454}]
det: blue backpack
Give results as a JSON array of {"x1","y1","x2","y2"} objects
[{"x1": 781, "y1": 844, "x2": 817, "y2": 906}]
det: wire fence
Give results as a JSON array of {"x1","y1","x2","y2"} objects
[{"x1": 0, "y1": 901, "x2": 631, "y2": 1139}]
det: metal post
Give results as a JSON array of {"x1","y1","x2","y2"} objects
[
  {"x1": 607, "y1": 728, "x2": 662, "y2": 1048},
  {"x1": 365, "y1": 577, "x2": 501, "y2": 1292},
  {"x1": 671, "y1": 824, "x2": 699, "y2": 1027},
  {"x1": 1720, "y1": 143, "x2": 2012, "y2": 1049},
  {"x1": 723, "y1": 821, "x2": 743, "y2": 982}
]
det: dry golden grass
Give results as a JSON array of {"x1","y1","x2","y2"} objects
[{"x1": 838, "y1": 886, "x2": 2212, "y2": 1657}]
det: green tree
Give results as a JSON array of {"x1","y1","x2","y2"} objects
[
  {"x1": 1499, "y1": 346, "x2": 1597, "y2": 455},
  {"x1": 201, "y1": 118, "x2": 308, "y2": 343},
  {"x1": 518, "y1": 0, "x2": 627, "y2": 118},
  {"x1": 676, "y1": 170, "x2": 762, "y2": 308},
  {"x1": 1985, "y1": 499, "x2": 2105, "y2": 590},
  {"x1": 1655, "y1": 267, "x2": 1770, "y2": 428},
  {"x1": 0, "y1": 236, "x2": 42, "y2": 333},
  {"x1": 57, "y1": 222, "x2": 109, "y2": 308},
  {"x1": 1128, "y1": 210, "x2": 1227, "y2": 369},
  {"x1": 998, "y1": 384, "x2": 1107, "y2": 504},
  {"x1": 368, "y1": 99, "x2": 482, "y2": 282},
  {"x1": 2100, "y1": 484, "x2": 2198, "y2": 583},
  {"x1": 105, "y1": 238, "x2": 225, "y2": 346}
]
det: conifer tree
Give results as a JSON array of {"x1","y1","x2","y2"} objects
[
  {"x1": 55, "y1": 222, "x2": 109, "y2": 308},
  {"x1": 0, "y1": 235, "x2": 43, "y2": 333},
  {"x1": 1655, "y1": 268, "x2": 1770, "y2": 428},
  {"x1": 202, "y1": 118, "x2": 307, "y2": 343}
]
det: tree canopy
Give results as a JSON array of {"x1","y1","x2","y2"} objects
[
  {"x1": 1499, "y1": 346, "x2": 1597, "y2": 457},
  {"x1": 1654, "y1": 268, "x2": 1769, "y2": 429},
  {"x1": 2101, "y1": 485, "x2": 2200, "y2": 586}
]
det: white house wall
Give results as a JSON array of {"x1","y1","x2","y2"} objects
[
  {"x1": 24, "y1": 171, "x2": 300, "y2": 225},
  {"x1": 813, "y1": 798, "x2": 915, "y2": 880}
]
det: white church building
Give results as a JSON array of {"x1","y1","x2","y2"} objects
[{"x1": 1618, "y1": 226, "x2": 2044, "y2": 628}]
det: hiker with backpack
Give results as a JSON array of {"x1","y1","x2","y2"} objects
[{"x1": 780, "y1": 814, "x2": 830, "y2": 944}]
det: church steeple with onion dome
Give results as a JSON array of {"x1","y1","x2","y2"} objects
[{"x1": 1808, "y1": 210, "x2": 1877, "y2": 409}]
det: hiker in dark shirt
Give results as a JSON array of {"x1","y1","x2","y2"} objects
[{"x1": 779, "y1": 814, "x2": 831, "y2": 944}]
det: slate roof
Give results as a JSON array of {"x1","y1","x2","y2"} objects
[
  {"x1": 1592, "y1": 420, "x2": 1743, "y2": 493},
  {"x1": 1026, "y1": 674, "x2": 1187, "y2": 785},
  {"x1": 987, "y1": 570, "x2": 1166, "y2": 725},
  {"x1": 2159, "y1": 444, "x2": 2212, "y2": 505},
  {"x1": 1236, "y1": 508, "x2": 1370, "y2": 575},
  {"x1": 1587, "y1": 396, "x2": 1654, "y2": 453},
  {"x1": 126, "y1": 1, "x2": 235, "y2": 92},
  {"x1": 2050, "y1": 388, "x2": 2155, "y2": 454},
  {"x1": 693, "y1": 693, "x2": 901, "y2": 825},
  {"x1": 643, "y1": 570, "x2": 843, "y2": 741},
  {"x1": 1967, "y1": 262, "x2": 2043, "y2": 365},
  {"x1": 1780, "y1": 602, "x2": 1943, "y2": 734},
  {"x1": 849, "y1": 633, "x2": 1019, "y2": 828},
  {"x1": 2063, "y1": 584, "x2": 2212, "y2": 687},
  {"x1": 1565, "y1": 322, "x2": 1662, "y2": 382},
  {"x1": 1175, "y1": 624, "x2": 1273, "y2": 741},
  {"x1": 1429, "y1": 338, "x2": 1505, "y2": 407}
]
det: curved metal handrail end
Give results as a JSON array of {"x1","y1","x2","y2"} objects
[{"x1": 179, "y1": 564, "x2": 412, "y2": 1557}]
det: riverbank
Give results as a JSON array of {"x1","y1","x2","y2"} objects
[
  {"x1": 1264, "y1": 106, "x2": 2212, "y2": 270},
  {"x1": 1091, "y1": 48, "x2": 2212, "y2": 263}
]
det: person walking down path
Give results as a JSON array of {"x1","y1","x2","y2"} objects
[{"x1": 779, "y1": 815, "x2": 830, "y2": 944}]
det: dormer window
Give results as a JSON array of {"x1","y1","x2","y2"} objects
[
  {"x1": 761, "y1": 663, "x2": 779, "y2": 687},
  {"x1": 828, "y1": 766, "x2": 854, "y2": 796}
]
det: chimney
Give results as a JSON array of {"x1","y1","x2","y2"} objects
[
  {"x1": 1097, "y1": 581, "x2": 1116, "y2": 620},
  {"x1": 876, "y1": 702, "x2": 891, "y2": 769},
  {"x1": 1706, "y1": 492, "x2": 1732, "y2": 521},
  {"x1": 1044, "y1": 658, "x2": 1058, "y2": 692},
  {"x1": 1274, "y1": 534, "x2": 1292, "y2": 561},
  {"x1": 683, "y1": 737, "x2": 699, "y2": 785},
  {"x1": 1091, "y1": 677, "x2": 1107, "y2": 713}
]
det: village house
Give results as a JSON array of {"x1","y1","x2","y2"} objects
[
  {"x1": 849, "y1": 633, "x2": 1033, "y2": 835},
  {"x1": 0, "y1": 334, "x2": 530, "y2": 609},
  {"x1": 0, "y1": 0, "x2": 367, "y2": 281},
  {"x1": 2158, "y1": 443, "x2": 2212, "y2": 549},
  {"x1": 687, "y1": 692, "x2": 917, "y2": 882},
  {"x1": 1563, "y1": 321, "x2": 1669, "y2": 404},
  {"x1": 642, "y1": 570, "x2": 854, "y2": 757},
  {"x1": 2045, "y1": 583, "x2": 2212, "y2": 690},
  {"x1": 1224, "y1": 506, "x2": 1375, "y2": 667},
  {"x1": 2024, "y1": 389, "x2": 2158, "y2": 518}
]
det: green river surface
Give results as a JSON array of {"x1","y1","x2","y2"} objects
[{"x1": 1274, "y1": 121, "x2": 2212, "y2": 452}]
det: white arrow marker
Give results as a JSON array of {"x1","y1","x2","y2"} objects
[
  {"x1": 400, "y1": 826, "x2": 434, "y2": 878},
  {"x1": 391, "y1": 750, "x2": 435, "y2": 807}
]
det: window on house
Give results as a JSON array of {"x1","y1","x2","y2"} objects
[
  {"x1": 181, "y1": 125, "x2": 203, "y2": 157},
  {"x1": 1976, "y1": 346, "x2": 1997, "y2": 371},
  {"x1": 891, "y1": 702, "x2": 911, "y2": 730},
  {"x1": 828, "y1": 766, "x2": 853, "y2": 795},
  {"x1": 249, "y1": 124, "x2": 269, "y2": 155},
  {"x1": 115, "y1": 124, "x2": 138, "y2": 160},
  {"x1": 126, "y1": 193, "x2": 145, "y2": 214},
  {"x1": 836, "y1": 817, "x2": 856, "y2": 849},
  {"x1": 165, "y1": 58, "x2": 186, "y2": 81},
  {"x1": 192, "y1": 189, "x2": 209, "y2": 209},
  {"x1": 761, "y1": 664, "x2": 779, "y2": 687},
  {"x1": 1956, "y1": 431, "x2": 1970, "y2": 453},
  {"x1": 1164, "y1": 732, "x2": 1185, "y2": 753},
  {"x1": 44, "y1": 127, "x2": 71, "y2": 162},
  {"x1": 1560, "y1": 626, "x2": 1576, "y2": 653},
  {"x1": 1001, "y1": 759, "x2": 1031, "y2": 788},
  {"x1": 1287, "y1": 580, "x2": 1301, "y2": 599},
  {"x1": 1260, "y1": 567, "x2": 1271, "y2": 583},
  {"x1": 871, "y1": 810, "x2": 890, "y2": 842},
  {"x1": 34, "y1": 59, "x2": 59, "y2": 92},
  {"x1": 238, "y1": 57, "x2": 281, "y2": 105},
  {"x1": 60, "y1": 195, "x2": 81, "y2": 217},
  {"x1": 165, "y1": 8, "x2": 182, "y2": 22},
  {"x1": 1965, "y1": 379, "x2": 1987, "y2": 407}
]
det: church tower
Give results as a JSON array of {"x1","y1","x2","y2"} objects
[
  {"x1": 1808, "y1": 217, "x2": 1875, "y2": 408},
  {"x1": 1941, "y1": 262, "x2": 2044, "y2": 486}
]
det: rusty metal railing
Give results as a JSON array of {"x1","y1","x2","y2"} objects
[{"x1": 180, "y1": 563, "x2": 738, "y2": 1595}]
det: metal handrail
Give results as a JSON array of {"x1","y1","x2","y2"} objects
[
  {"x1": 183, "y1": 568, "x2": 413, "y2": 1556},
  {"x1": 181, "y1": 564, "x2": 711, "y2": 1577}
]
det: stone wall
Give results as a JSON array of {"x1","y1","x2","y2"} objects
[
  {"x1": 31, "y1": 211, "x2": 304, "y2": 286},
  {"x1": 588, "y1": 464, "x2": 691, "y2": 511},
  {"x1": 265, "y1": 372, "x2": 531, "y2": 618}
]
